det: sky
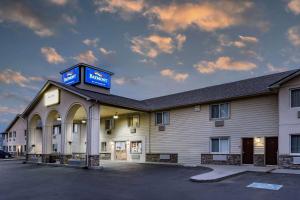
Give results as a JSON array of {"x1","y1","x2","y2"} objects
[{"x1": 1, "y1": 0, "x2": 300, "y2": 131}]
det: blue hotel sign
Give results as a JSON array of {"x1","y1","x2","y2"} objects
[
  {"x1": 84, "y1": 67, "x2": 111, "y2": 89},
  {"x1": 62, "y1": 67, "x2": 80, "y2": 85}
]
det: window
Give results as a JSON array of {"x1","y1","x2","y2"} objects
[
  {"x1": 24, "y1": 130, "x2": 27, "y2": 137},
  {"x1": 155, "y1": 112, "x2": 170, "y2": 125},
  {"x1": 128, "y1": 115, "x2": 140, "y2": 128},
  {"x1": 291, "y1": 89, "x2": 300, "y2": 107},
  {"x1": 211, "y1": 137, "x2": 229, "y2": 153},
  {"x1": 210, "y1": 103, "x2": 230, "y2": 119},
  {"x1": 73, "y1": 123, "x2": 79, "y2": 133},
  {"x1": 13, "y1": 131, "x2": 16, "y2": 138},
  {"x1": 9, "y1": 132, "x2": 12, "y2": 138},
  {"x1": 130, "y1": 141, "x2": 142, "y2": 154},
  {"x1": 53, "y1": 125, "x2": 61, "y2": 135},
  {"x1": 291, "y1": 135, "x2": 300, "y2": 153},
  {"x1": 24, "y1": 145, "x2": 27, "y2": 152},
  {"x1": 53, "y1": 144, "x2": 58, "y2": 152},
  {"x1": 13, "y1": 145, "x2": 16, "y2": 152},
  {"x1": 101, "y1": 142, "x2": 107, "y2": 152},
  {"x1": 9, "y1": 146, "x2": 11, "y2": 152},
  {"x1": 105, "y1": 119, "x2": 113, "y2": 130}
]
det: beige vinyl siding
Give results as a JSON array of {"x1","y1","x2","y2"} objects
[
  {"x1": 150, "y1": 95, "x2": 279, "y2": 165},
  {"x1": 100, "y1": 112, "x2": 150, "y2": 161}
]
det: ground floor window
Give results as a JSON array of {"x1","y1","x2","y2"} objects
[
  {"x1": 13, "y1": 145, "x2": 16, "y2": 152},
  {"x1": 211, "y1": 137, "x2": 229, "y2": 153},
  {"x1": 291, "y1": 135, "x2": 300, "y2": 153},
  {"x1": 9, "y1": 146, "x2": 11, "y2": 152},
  {"x1": 130, "y1": 141, "x2": 142, "y2": 154}
]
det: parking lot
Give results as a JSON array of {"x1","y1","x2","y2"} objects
[{"x1": 1, "y1": 160, "x2": 300, "y2": 200}]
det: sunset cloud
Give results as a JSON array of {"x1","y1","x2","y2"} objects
[
  {"x1": 287, "y1": 0, "x2": 300, "y2": 15},
  {"x1": 62, "y1": 14, "x2": 77, "y2": 25},
  {"x1": 49, "y1": 0, "x2": 69, "y2": 6},
  {"x1": 83, "y1": 38, "x2": 99, "y2": 47},
  {"x1": 41, "y1": 47, "x2": 65, "y2": 64},
  {"x1": 160, "y1": 68, "x2": 189, "y2": 82},
  {"x1": 287, "y1": 26, "x2": 300, "y2": 46},
  {"x1": 0, "y1": 2, "x2": 54, "y2": 37},
  {"x1": 131, "y1": 34, "x2": 185, "y2": 58},
  {"x1": 74, "y1": 50, "x2": 98, "y2": 64},
  {"x1": 99, "y1": 47, "x2": 115, "y2": 55},
  {"x1": 267, "y1": 64, "x2": 288, "y2": 73},
  {"x1": 114, "y1": 76, "x2": 140, "y2": 85},
  {"x1": 218, "y1": 34, "x2": 258, "y2": 49},
  {"x1": 0, "y1": 69, "x2": 43, "y2": 88},
  {"x1": 95, "y1": 0, "x2": 145, "y2": 15},
  {"x1": 146, "y1": 1, "x2": 253, "y2": 33},
  {"x1": 194, "y1": 56, "x2": 257, "y2": 74}
]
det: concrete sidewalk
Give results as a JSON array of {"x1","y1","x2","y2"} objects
[
  {"x1": 272, "y1": 168, "x2": 300, "y2": 175},
  {"x1": 190, "y1": 165, "x2": 276, "y2": 182}
]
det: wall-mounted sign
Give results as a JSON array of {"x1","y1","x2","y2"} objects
[
  {"x1": 84, "y1": 67, "x2": 111, "y2": 89},
  {"x1": 61, "y1": 67, "x2": 80, "y2": 85},
  {"x1": 45, "y1": 89, "x2": 60, "y2": 106}
]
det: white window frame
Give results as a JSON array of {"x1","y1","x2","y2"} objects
[
  {"x1": 101, "y1": 141, "x2": 107, "y2": 152},
  {"x1": 130, "y1": 141, "x2": 142, "y2": 154},
  {"x1": 290, "y1": 134, "x2": 300, "y2": 155},
  {"x1": 210, "y1": 137, "x2": 230, "y2": 154},
  {"x1": 104, "y1": 119, "x2": 114, "y2": 130},
  {"x1": 210, "y1": 103, "x2": 230, "y2": 120},
  {"x1": 155, "y1": 111, "x2": 170, "y2": 125},
  {"x1": 128, "y1": 114, "x2": 140, "y2": 128},
  {"x1": 290, "y1": 88, "x2": 300, "y2": 108}
]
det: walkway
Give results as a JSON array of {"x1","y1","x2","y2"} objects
[{"x1": 190, "y1": 165, "x2": 276, "y2": 182}]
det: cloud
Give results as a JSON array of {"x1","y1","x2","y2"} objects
[
  {"x1": 160, "y1": 68, "x2": 189, "y2": 82},
  {"x1": 175, "y1": 34, "x2": 186, "y2": 50},
  {"x1": 94, "y1": 0, "x2": 145, "y2": 14},
  {"x1": 0, "y1": 106, "x2": 21, "y2": 115},
  {"x1": 99, "y1": 47, "x2": 115, "y2": 55},
  {"x1": 0, "y1": 69, "x2": 43, "y2": 89},
  {"x1": 267, "y1": 64, "x2": 289, "y2": 73},
  {"x1": 218, "y1": 34, "x2": 258, "y2": 49},
  {"x1": 130, "y1": 34, "x2": 184, "y2": 58},
  {"x1": 0, "y1": 92, "x2": 31, "y2": 104},
  {"x1": 74, "y1": 50, "x2": 98, "y2": 64},
  {"x1": 287, "y1": 26, "x2": 300, "y2": 46},
  {"x1": 114, "y1": 76, "x2": 141, "y2": 85},
  {"x1": 287, "y1": 0, "x2": 300, "y2": 15},
  {"x1": 146, "y1": 1, "x2": 253, "y2": 33},
  {"x1": 62, "y1": 14, "x2": 77, "y2": 25},
  {"x1": 194, "y1": 56, "x2": 257, "y2": 74},
  {"x1": 83, "y1": 38, "x2": 99, "y2": 47},
  {"x1": 49, "y1": 0, "x2": 69, "y2": 6},
  {"x1": 0, "y1": 2, "x2": 54, "y2": 37},
  {"x1": 41, "y1": 47, "x2": 65, "y2": 64}
]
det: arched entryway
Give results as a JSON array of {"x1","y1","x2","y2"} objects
[
  {"x1": 28, "y1": 114, "x2": 43, "y2": 162},
  {"x1": 65, "y1": 103, "x2": 88, "y2": 165},
  {"x1": 45, "y1": 110, "x2": 62, "y2": 162}
]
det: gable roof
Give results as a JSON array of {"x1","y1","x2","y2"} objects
[
  {"x1": 21, "y1": 68, "x2": 300, "y2": 119},
  {"x1": 4, "y1": 114, "x2": 21, "y2": 133}
]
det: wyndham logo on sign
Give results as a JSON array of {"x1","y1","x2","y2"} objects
[
  {"x1": 62, "y1": 67, "x2": 80, "y2": 85},
  {"x1": 84, "y1": 67, "x2": 111, "y2": 89}
]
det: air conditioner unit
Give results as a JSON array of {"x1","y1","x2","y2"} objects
[
  {"x1": 130, "y1": 128, "x2": 136, "y2": 133},
  {"x1": 158, "y1": 125, "x2": 165, "y2": 131},
  {"x1": 215, "y1": 120, "x2": 224, "y2": 127},
  {"x1": 106, "y1": 130, "x2": 112, "y2": 135}
]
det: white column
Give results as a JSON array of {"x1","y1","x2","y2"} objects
[{"x1": 87, "y1": 103, "x2": 100, "y2": 167}]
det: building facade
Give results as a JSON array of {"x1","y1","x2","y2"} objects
[
  {"x1": 5, "y1": 63, "x2": 300, "y2": 168},
  {"x1": 4, "y1": 115, "x2": 27, "y2": 156}
]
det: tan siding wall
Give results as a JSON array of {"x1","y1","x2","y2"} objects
[
  {"x1": 150, "y1": 95, "x2": 279, "y2": 165},
  {"x1": 100, "y1": 112, "x2": 150, "y2": 162}
]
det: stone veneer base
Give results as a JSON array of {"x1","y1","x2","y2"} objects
[
  {"x1": 146, "y1": 153, "x2": 178, "y2": 163},
  {"x1": 201, "y1": 154, "x2": 241, "y2": 165},
  {"x1": 279, "y1": 155, "x2": 300, "y2": 169},
  {"x1": 254, "y1": 154, "x2": 265, "y2": 166}
]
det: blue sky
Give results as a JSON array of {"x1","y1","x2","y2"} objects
[{"x1": 1, "y1": 0, "x2": 300, "y2": 131}]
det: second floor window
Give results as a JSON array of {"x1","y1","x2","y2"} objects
[
  {"x1": 13, "y1": 131, "x2": 16, "y2": 138},
  {"x1": 128, "y1": 115, "x2": 140, "y2": 128},
  {"x1": 291, "y1": 89, "x2": 300, "y2": 108},
  {"x1": 210, "y1": 103, "x2": 230, "y2": 119},
  {"x1": 155, "y1": 112, "x2": 170, "y2": 125}
]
